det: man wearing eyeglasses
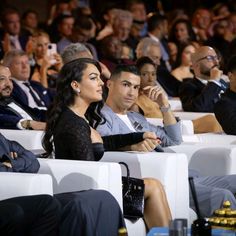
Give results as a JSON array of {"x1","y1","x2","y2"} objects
[{"x1": 179, "y1": 46, "x2": 229, "y2": 112}]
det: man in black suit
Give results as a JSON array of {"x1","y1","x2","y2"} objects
[
  {"x1": 0, "y1": 8, "x2": 30, "y2": 60},
  {"x1": 3, "y1": 50, "x2": 54, "y2": 109},
  {"x1": 214, "y1": 55, "x2": 236, "y2": 135},
  {"x1": 179, "y1": 46, "x2": 228, "y2": 112},
  {"x1": 0, "y1": 65, "x2": 46, "y2": 130}
]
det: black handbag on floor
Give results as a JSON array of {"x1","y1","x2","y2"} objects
[{"x1": 119, "y1": 162, "x2": 145, "y2": 219}]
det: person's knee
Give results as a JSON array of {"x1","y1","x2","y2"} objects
[
  {"x1": 35, "y1": 195, "x2": 61, "y2": 218},
  {"x1": 144, "y1": 178, "x2": 164, "y2": 197}
]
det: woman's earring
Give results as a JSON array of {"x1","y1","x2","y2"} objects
[{"x1": 75, "y1": 88, "x2": 80, "y2": 94}]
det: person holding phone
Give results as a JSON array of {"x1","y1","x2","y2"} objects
[{"x1": 30, "y1": 31, "x2": 63, "y2": 88}]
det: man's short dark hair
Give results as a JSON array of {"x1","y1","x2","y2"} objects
[
  {"x1": 147, "y1": 13, "x2": 167, "y2": 32},
  {"x1": 110, "y1": 64, "x2": 140, "y2": 80},
  {"x1": 227, "y1": 55, "x2": 236, "y2": 73}
]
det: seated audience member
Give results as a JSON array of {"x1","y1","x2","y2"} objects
[
  {"x1": 3, "y1": 50, "x2": 54, "y2": 109},
  {"x1": 169, "y1": 18, "x2": 197, "y2": 47},
  {"x1": 61, "y1": 43, "x2": 111, "y2": 80},
  {"x1": 135, "y1": 57, "x2": 223, "y2": 133},
  {"x1": 132, "y1": 56, "x2": 167, "y2": 118},
  {"x1": 48, "y1": 14, "x2": 75, "y2": 44},
  {"x1": 147, "y1": 13, "x2": 171, "y2": 72},
  {"x1": 171, "y1": 42, "x2": 196, "y2": 82},
  {"x1": 206, "y1": 19, "x2": 233, "y2": 70},
  {"x1": 0, "y1": 8, "x2": 30, "y2": 59},
  {"x1": 98, "y1": 35, "x2": 134, "y2": 72},
  {"x1": 57, "y1": 15, "x2": 97, "y2": 59},
  {"x1": 192, "y1": 8, "x2": 212, "y2": 43},
  {"x1": 96, "y1": 64, "x2": 236, "y2": 217},
  {"x1": 0, "y1": 65, "x2": 46, "y2": 130},
  {"x1": 214, "y1": 55, "x2": 236, "y2": 135},
  {"x1": 30, "y1": 31, "x2": 63, "y2": 88},
  {"x1": 43, "y1": 58, "x2": 172, "y2": 229},
  {"x1": 97, "y1": 64, "x2": 182, "y2": 148},
  {"x1": 179, "y1": 46, "x2": 229, "y2": 112},
  {"x1": 21, "y1": 9, "x2": 39, "y2": 35},
  {"x1": 136, "y1": 37, "x2": 181, "y2": 97},
  {"x1": 0, "y1": 132, "x2": 126, "y2": 236}
]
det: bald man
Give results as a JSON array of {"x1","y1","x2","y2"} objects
[{"x1": 179, "y1": 46, "x2": 229, "y2": 112}]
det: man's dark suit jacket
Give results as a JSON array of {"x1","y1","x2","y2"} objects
[
  {"x1": 179, "y1": 77, "x2": 224, "y2": 112},
  {"x1": 214, "y1": 89, "x2": 236, "y2": 135},
  {"x1": 0, "y1": 133, "x2": 39, "y2": 172},
  {"x1": 0, "y1": 98, "x2": 46, "y2": 129},
  {"x1": 157, "y1": 67, "x2": 181, "y2": 97},
  {"x1": 0, "y1": 29, "x2": 29, "y2": 60},
  {"x1": 12, "y1": 80, "x2": 54, "y2": 108}
]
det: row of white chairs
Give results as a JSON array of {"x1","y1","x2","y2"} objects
[
  {"x1": 0, "y1": 151, "x2": 189, "y2": 235},
  {"x1": 1, "y1": 110, "x2": 236, "y2": 235}
]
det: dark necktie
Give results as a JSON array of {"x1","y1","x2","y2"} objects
[
  {"x1": 219, "y1": 79, "x2": 229, "y2": 91},
  {"x1": 23, "y1": 82, "x2": 45, "y2": 107}
]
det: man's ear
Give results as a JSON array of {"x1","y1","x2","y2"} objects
[{"x1": 106, "y1": 79, "x2": 112, "y2": 89}]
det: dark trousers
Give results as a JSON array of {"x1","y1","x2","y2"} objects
[
  {"x1": 0, "y1": 190, "x2": 125, "y2": 236},
  {"x1": 56, "y1": 189, "x2": 126, "y2": 236},
  {"x1": 0, "y1": 194, "x2": 61, "y2": 236}
]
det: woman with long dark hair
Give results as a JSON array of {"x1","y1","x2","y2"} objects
[{"x1": 43, "y1": 57, "x2": 172, "y2": 230}]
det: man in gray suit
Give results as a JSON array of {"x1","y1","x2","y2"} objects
[
  {"x1": 97, "y1": 64, "x2": 182, "y2": 151},
  {"x1": 97, "y1": 64, "x2": 236, "y2": 217}
]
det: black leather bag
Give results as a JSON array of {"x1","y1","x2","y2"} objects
[{"x1": 119, "y1": 162, "x2": 145, "y2": 219}]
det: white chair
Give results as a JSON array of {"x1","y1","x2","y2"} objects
[
  {"x1": 0, "y1": 129, "x2": 44, "y2": 151},
  {"x1": 169, "y1": 98, "x2": 183, "y2": 111},
  {"x1": 164, "y1": 144, "x2": 236, "y2": 176},
  {"x1": 38, "y1": 158, "x2": 123, "y2": 209},
  {"x1": 173, "y1": 112, "x2": 213, "y2": 120},
  {"x1": 101, "y1": 151, "x2": 190, "y2": 235},
  {"x1": 182, "y1": 133, "x2": 236, "y2": 145},
  {"x1": 0, "y1": 172, "x2": 52, "y2": 201}
]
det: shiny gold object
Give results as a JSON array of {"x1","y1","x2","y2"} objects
[{"x1": 208, "y1": 201, "x2": 236, "y2": 231}]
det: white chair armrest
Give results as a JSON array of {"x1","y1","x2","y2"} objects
[
  {"x1": 146, "y1": 118, "x2": 194, "y2": 135},
  {"x1": 0, "y1": 129, "x2": 44, "y2": 150},
  {"x1": 165, "y1": 144, "x2": 236, "y2": 176},
  {"x1": 169, "y1": 98, "x2": 183, "y2": 111},
  {"x1": 101, "y1": 152, "x2": 189, "y2": 220},
  {"x1": 0, "y1": 172, "x2": 53, "y2": 200},
  {"x1": 173, "y1": 112, "x2": 212, "y2": 120},
  {"x1": 38, "y1": 158, "x2": 123, "y2": 209},
  {"x1": 194, "y1": 133, "x2": 236, "y2": 145}
]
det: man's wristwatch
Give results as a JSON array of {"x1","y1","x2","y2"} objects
[
  {"x1": 160, "y1": 104, "x2": 171, "y2": 113},
  {"x1": 22, "y1": 120, "x2": 31, "y2": 129}
]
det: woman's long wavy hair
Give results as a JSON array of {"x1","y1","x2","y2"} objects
[{"x1": 42, "y1": 58, "x2": 104, "y2": 156}]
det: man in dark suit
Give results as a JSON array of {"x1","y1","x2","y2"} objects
[
  {"x1": 179, "y1": 46, "x2": 228, "y2": 112},
  {"x1": 0, "y1": 65, "x2": 46, "y2": 130},
  {"x1": 3, "y1": 50, "x2": 54, "y2": 109},
  {"x1": 214, "y1": 55, "x2": 236, "y2": 135},
  {"x1": 0, "y1": 8, "x2": 30, "y2": 60},
  {"x1": 0, "y1": 133, "x2": 126, "y2": 236}
]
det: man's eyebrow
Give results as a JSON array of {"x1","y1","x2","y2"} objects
[
  {"x1": 89, "y1": 73, "x2": 99, "y2": 76},
  {"x1": 121, "y1": 80, "x2": 140, "y2": 86}
]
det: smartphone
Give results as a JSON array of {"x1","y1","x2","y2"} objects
[{"x1": 47, "y1": 43, "x2": 57, "y2": 65}]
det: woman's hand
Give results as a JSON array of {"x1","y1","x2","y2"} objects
[
  {"x1": 54, "y1": 53, "x2": 63, "y2": 70},
  {"x1": 143, "y1": 86, "x2": 169, "y2": 107}
]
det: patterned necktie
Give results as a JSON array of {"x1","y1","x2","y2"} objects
[{"x1": 23, "y1": 82, "x2": 45, "y2": 107}]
